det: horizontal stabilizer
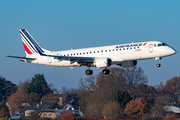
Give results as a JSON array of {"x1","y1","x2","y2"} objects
[{"x1": 5, "y1": 55, "x2": 36, "y2": 60}]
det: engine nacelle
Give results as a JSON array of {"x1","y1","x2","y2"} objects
[
  {"x1": 93, "y1": 58, "x2": 112, "y2": 68},
  {"x1": 118, "y1": 60, "x2": 137, "y2": 68}
]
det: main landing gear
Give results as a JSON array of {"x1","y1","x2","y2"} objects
[
  {"x1": 85, "y1": 69, "x2": 93, "y2": 75},
  {"x1": 155, "y1": 57, "x2": 161, "y2": 67},
  {"x1": 85, "y1": 68, "x2": 110, "y2": 75},
  {"x1": 102, "y1": 69, "x2": 110, "y2": 75}
]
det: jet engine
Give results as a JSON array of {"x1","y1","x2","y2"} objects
[
  {"x1": 94, "y1": 58, "x2": 112, "y2": 68},
  {"x1": 118, "y1": 60, "x2": 137, "y2": 68}
]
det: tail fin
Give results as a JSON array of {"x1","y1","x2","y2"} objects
[{"x1": 20, "y1": 29, "x2": 46, "y2": 56}]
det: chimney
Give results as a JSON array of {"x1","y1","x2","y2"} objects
[
  {"x1": 59, "y1": 97, "x2": 62, "y2": 106},
  {"x1": 40, "y1": 101, "x2": 43, "y2": 105}
]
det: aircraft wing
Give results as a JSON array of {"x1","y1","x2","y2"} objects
[{"x1": 41, "y1": 54, "x2": 95, "y2": 62}]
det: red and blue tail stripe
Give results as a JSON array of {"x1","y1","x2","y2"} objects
[{"x1": 20, "y1": 29, "x2": 44, "y2": 55}]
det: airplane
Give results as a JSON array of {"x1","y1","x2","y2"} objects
[{"x1": 6, "y1": 29, "x2": 176, "y2": 75}]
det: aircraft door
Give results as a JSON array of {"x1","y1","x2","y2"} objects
[
  {"x1": 149, "y1": 44, "x2": 153, "y2": 53},
  {"x1": 47, "y1": 57, "x2": 52, "y2": 63}
]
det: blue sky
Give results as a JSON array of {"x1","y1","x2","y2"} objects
[{"x1": 0, "y1": 0, "x2": 180, "y2": 90}]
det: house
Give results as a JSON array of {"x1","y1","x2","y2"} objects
[
  {"x1": 63, "y1": 104, "x2": 76, "y2": 110},
  {"x1": 164, "y1": 106, "x2": 180, "y2": 118},
  {"x1": 40, "y1": 109, "x2": 84, "y2": 119},
  {"x1": 25, "y1": 101, "x2": 61, "y2": 118}
]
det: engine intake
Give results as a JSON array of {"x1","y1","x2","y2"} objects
[{"x1": 94, "y1": 58, "x2": 112, "y2": 68}]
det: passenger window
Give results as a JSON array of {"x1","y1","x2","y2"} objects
[
  {"x1": 105, "y1": 50, "x2": 107, "y2": 52},
  {"x1": 90, "y1": 52, "x2": 92, "y2": 54},
  {"x1": 109, "y1": 50, "x2": 111, "y2": 52},
  {"x1": 94, "y1": 51, "x2": 95, "y2": 53},
  {"x1": 77, "y1": 53, "x2": 79, "y2": 55},
  {"x1": 134, "y1": 47, "x2": 136, "y2": 49},
  {"x1": 80, "y1": 53, "x2": 82, "y2": 55},
  {"x1": 120, "y1": 49, "x2": 121, "y2": 51},
  {"x1": 123, "y1": 48, "x2": 125, "y2": 50},
  {"x1": 71, "y1": 54, "x2": 72, "y2": 56},
  {"x1": 97, "y1": 51, "x2": 99, "y2": 53},
  {"x1": 130, "y1": 48, "x2": 132, "y2": 50},
  {"x1": 127, "y1": 48, "x2": 128, "y2": 50},
  {"x1": 112, "y1": 49, "x2": 114, "y2": 51},
  {"x1": 74, "y1": 53, "x2": 75, "y2": 55},
  {"x1": 83, "y1": 52, "x2": 85, "y2": 54},
  {"x1": 87, "y1": 52, "x2": 88, "y2": 54},
  {"x1": 116, "y1": 49, "x2": 118, "y2": 51},
  {"x1": 67, "y1": 54, "x2": 69, "y2": 56}
]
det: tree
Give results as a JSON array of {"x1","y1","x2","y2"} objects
[
  {"x1": 114, "y1": 90, "x2": 132, "y2": 110},
  {"x1": 124, "y1": 97, "x2": 149, "y2": 117},
  {"x1": 27, "y1": 74, "x2": 52, "y2": 100},
  {"x1": 78, "y1": 75, "x2": 97, "y2": 91},
  {"x1": 96, "y1": 67, "x2": 127, "y2": 102},
  {"x1": 164, "y1": 113, "x2": 178, "y2": 120},
  {"x1": 123, "y1": 66, "x2": 148, "y2": 92},
  {"x1": 78, "y1": 67, "x2": 148, "y2": 118},
  {"x1": 150, "y1": 95, "x2": 169, "y2": 118},
  {"x1": 0, "y1": 99, "x2": 9, "y2": 118},
  {"x1": 96, "y1": 67, "x2": 148, "y2": 100},
  {"x1": 61, "y1": 111, "x2": 74, "y2": 120},
  {"x1": 41, "y1": 93, "x2": 59, "y2": 103},
  {"x1": 30, "y1": 92, "x2": 40, "y2": 102},
  {"x1": 133, "y1": 83, "x2": 156, "y2": 99},
  {"x1": 0, "y1": 76, "x2": 17, "y2": 101},
  {"x1": 7, "y1": 88, "x2": 33, "y2": 115},
  {"x1": 163, "y1": 76, "x2": 180, "y2": 102},
  {"x1": 102, "y1": 101, "x2": 123, "y2": 119}
]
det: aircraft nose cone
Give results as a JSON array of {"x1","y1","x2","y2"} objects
[{"x1": 169, "y1": 48, "x2": 176, "y2": 55}]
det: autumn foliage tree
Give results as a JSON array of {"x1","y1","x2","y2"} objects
[
  {"x1": 61, "y1": 111, "x2": 74, "y2": 120},
  {"x1": 7, "y1": 88, "x2": 33, "y2": 115},
  {"x1": 124, "y1": 97, "x2": 149, "y2": 117},
  {"x1": 78, "y1": 67, "x2": 148, "y2": 117},
  {"x1": 133, "y1": 83, "x2": 157, "y2": 105},
  {"x1": 163, "y1": 76, "x2": 180, "y2": 102},
  {"x1": 164, "y1": 113, "x2": 178, "y2": 120}
]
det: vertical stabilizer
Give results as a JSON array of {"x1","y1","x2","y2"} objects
[{"x1": 19, "y1": 29, "x2": 45, "y2": 56}]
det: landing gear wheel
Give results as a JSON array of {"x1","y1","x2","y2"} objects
[
  {"x1": 156, "y1": 64, "x2": 161, "y2": 67},
  {"x1": 102, "y1": 69, "x2": 110, "y2": 75},
  {"x1": 85, "y1": 69, "x2": 93, "y2": 75}
]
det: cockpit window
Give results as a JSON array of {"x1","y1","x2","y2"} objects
[
  {"x1": 158, "y1": 44, "x2": 162, "y2": 47},
  {"x1": 162, "y1": 43, "x2": 168, "y2": 46},
  {"x1": 158, "y1": 43, "x2": 168, "y2": 47}
]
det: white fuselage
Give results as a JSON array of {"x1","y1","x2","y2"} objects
[{"x1": 26, "y1": 41, "x2": 176, "y2": 68}]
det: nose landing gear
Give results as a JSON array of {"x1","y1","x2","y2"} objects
[
  {"x1": 156, "y1": 63, "x2": 161, "y2": 67},
  {"x1": 155, "y1": 57, "x2": 161, "y2": 67}
]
